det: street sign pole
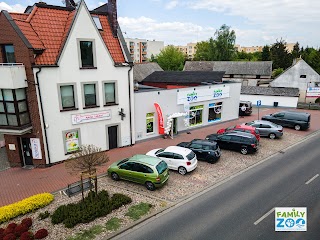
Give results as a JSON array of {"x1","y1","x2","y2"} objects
[{"x1": 257, "y1": 100, "x2": 261, "y2": 119}]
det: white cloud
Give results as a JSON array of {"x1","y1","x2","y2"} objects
[
  {"x1": 166, "y1": 0, "x2": 179, "y2": 9},
  {"x1": 119, "y1": 16, "x2": 215, "y2": 45},
  {"x1": 0, "y1": 2, "x2": 25, "y2": 12}
]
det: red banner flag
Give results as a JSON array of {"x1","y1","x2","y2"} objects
[{"x1": 154, "y1": 102, "x2": 165, "y2": 134}]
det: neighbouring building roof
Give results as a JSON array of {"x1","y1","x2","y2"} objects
[
  {"x1": 184, "y1": 61, "x2": 273, "y2": 76},
  {"x1": 241, "y1": 86, "x2": 299, "y2": 97},
  {"x1": 133, "y1": 62, "x2": 163, "y2": 82},
  {"x1": 4, "y1": 2, "x2": 125, "y2": 65},
  {"x1": 142, "y1": 71, "x2": 225, "y2": 84}
]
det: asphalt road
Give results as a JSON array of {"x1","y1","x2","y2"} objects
[{"x1": 112, "y1": 132, "x2": 320, "y2": 240}]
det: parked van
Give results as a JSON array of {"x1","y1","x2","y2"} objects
[
  {"x1": 261, "y1": 111, "x2": 311, "y2": 131},
  {"x1": 239, "y1": 101, "x2": 252, "y2": 116}
]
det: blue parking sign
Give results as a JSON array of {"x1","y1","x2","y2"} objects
[{"x1": 257, "y1": 100, "x2": 261, "y2": 106}]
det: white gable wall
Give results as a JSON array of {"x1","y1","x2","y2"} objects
[
  {"x1": 240, "y1": 95, "x2": 298, "y2": 108},
  {"x1": 270, "y1": 60, "x2": 320, "y2": 102},
  {"x1": 34, "y1": 2, "x2": 134, "y2": 164}
]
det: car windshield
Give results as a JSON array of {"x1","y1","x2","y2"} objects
[
  {"x1": 269, "y1": 122, "x2": 278, "y2": 127},
  {"x1": 186, "y1": 151, "x2": 196, "y2": 160},
  {"x1": 156, "y1": 160, "x2": 168, "y2": 174},
  {"x1": 155, "y1": 149, "x2": 164, "y2": 154},
  {"x1": 245, "y1": 121, "x2": 254, "y2": 126},
  {"x1": 117, "y1": 158, "x2": 128, "y2": 166}
]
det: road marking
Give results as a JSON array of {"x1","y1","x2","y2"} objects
[
  {"x1": 254, "y1": 208, "x2": 275, "y2": 225},
  {"x1": 305, "y1": 174, "x2": 319, "y2": 185}
]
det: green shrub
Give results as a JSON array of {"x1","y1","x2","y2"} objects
[
  {"x1": 111, "y1": 194, "x2": 132, "y2": 210},
  {"x1": 0, "y1": 193, "x2": 54, "y2": 224},
  {"x1": 51, "y1": 191, "x2": 131, "y2": 228},
  {"x1": 38, "y1": 211, "x2": 50, "y2": 220},
  {"x1": 125, "y1": 203, "x2": 153, "y2": 220}
]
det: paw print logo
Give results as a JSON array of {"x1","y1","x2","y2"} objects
[{"x1": 285, "y1": 218, "x2": 295, "y2": 228}]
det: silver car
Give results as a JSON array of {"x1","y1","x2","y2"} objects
[{"x1": 244, "y1": 120, "x2": 283, "y2": 139}]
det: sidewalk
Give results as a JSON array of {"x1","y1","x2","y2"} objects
[{"x1": 0, "y1": 107, "x2": 319, "y2": 207}]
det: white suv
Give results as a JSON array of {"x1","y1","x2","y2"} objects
[{"x1": 146, "y1": 146, "x2": 198, "y2": 175}]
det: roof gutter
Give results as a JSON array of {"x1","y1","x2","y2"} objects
[{"x1": 35, "y1": 67, "x2": 51, "y2": 166}]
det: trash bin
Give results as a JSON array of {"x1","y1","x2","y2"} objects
[{"x1": 273, "y1": 102, "x2": 279, "y2": 107}]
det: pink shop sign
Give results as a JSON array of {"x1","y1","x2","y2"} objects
[{"x1": 71, "y1": 110, "x2": 111, "y2": 125}]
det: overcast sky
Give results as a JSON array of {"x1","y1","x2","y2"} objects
[{"x1": 1, "y1": 0, "x2": 319, "y2": 48}]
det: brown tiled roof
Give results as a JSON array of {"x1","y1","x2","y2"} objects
[{"x1": 8, "y1": 4, "x2": 125, "y2": 65}]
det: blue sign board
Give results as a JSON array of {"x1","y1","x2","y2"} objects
[{"x1": 257, "y1": 100, "x2": 262, "y2": 106}]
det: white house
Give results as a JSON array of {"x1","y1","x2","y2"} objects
[{"x1": 270, "y1": 59, "x2": 320, "y2": 103}]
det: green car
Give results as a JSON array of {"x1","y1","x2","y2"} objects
[{"x1": 107, "y1": 154, "x2": 169, "y2": 191}]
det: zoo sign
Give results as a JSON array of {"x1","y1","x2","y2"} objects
[
  {"x1": 177, "y1": 86, "x2": 229, "y2": 104},
  {"x1": 275, "y1": 207, "x2": 307, "y2": 231}
]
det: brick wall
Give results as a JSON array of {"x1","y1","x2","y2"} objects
[{"x1": 0, "y1": 12, "x2": 47, "y2": 167}]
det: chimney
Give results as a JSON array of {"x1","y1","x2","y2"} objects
[
  {"x1": 65, "y1": 0, "x2": 76, "y2": 8},
  {"x1": 107, "y1": 0, "x2": 118, "y2": 37}
]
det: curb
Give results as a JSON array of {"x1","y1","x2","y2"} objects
[{"x1": 105, "y1": 129, "x2": 320, "y2": 239}]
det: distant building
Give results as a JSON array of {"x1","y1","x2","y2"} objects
[
  {"x1": 176, "y1": 43, "x2": 197, "y2": 59},
  {"x1": 270, "y1": 59, "x2": 320, "y2": 103},
  {"x1": 125, "y1": 38, "x2": 164, "y2": 63},
  {"x1": 235, "y1": 43, "x2": 295, "y2": 53}
]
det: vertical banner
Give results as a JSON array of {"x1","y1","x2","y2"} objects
[
  {"x1": 154, "y1": 103, "x2": 165, "y2": 134},
  {"x1": 30, "y1": 138, "x2": 42, "y2": 159}
]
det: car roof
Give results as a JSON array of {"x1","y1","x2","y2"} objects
[
  {"x1": 235, "y1": 124, "x2": 255, "y2": 130},
  {"x1": 224, "y1": 131, "x2": 256, "y2": 138},
  {"x1": 191, "y1": 139, "x2": 217, "y2": 145},
  {"x1": 252, "y1": 120, "x2": 274, "y2": 124},
  {"x1": 164, "y1": 146, "x2": 192, "y2": 155},
  {"x1": 128, "y1": 154, "x2": 162, "y2": 166}
]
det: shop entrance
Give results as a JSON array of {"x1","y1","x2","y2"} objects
[
  {"x1": 172, "y1": 118, "x2": 178, "y2": 135},
  {"x1": 21, "y1": 138, "x2": 33, "y2": 166}
]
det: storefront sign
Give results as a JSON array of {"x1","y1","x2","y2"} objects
[
  {"x1": 71, "y1": 110, "x2": 111, "y2": 125},
  {"x1": 65, "y1": 130, "x2": 79, "y2": 153},
  {"x1": 177, "y1": 86, "x2": 230, "y2": 104},
  {"x1": 30, "y1": 138, "x2": 42, "y2": 159},
  {"x1": 154, "y1": 103, "x2": 165, "y2": 134},
  {"x1": 306, "y1": 87, "x2": 320, "y2": 97}
]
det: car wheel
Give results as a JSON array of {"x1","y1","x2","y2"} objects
[
  {"x1": 240, "y1": 147, "x2": 248, "y2": 155},
  {"x1": 269, "y1": 133, "x2": 276, "y2": 139},
  {"x1": 294, "y1": 124, "x2": 301, "y2": 131},
  {"x1": 207, "y1": 156, "x2": 217, "y2": 164},
  {"x1": 111, "y1": 172, "x2": 120, "y2": 181},
  {"x1": 178, "y1": 166, "x2": 187, "y2": 175},
  {"x1": 145, "y1": 181, "x2": 155, "y2": 191}
]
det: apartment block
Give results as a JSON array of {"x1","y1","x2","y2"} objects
[{"x1": 125, "y1": 38, "x2": 164, "y2": 63}]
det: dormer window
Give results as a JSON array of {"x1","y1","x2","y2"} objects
[
  {"x1": 92, "y1": 16, "x2": 102, "y2": 30},
  {"x1": 300, "y1": 75, "x2": 306, "y2": 78}
]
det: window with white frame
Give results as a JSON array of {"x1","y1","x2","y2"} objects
[
  {"x1": 146, "y1": 112, "x2": 155, "y2": 134},
  {"x1": 83, "y1": 83, "x2": 97, "y2": 107},
  {"x1": 208, "y1": 102, "x2": 222, "y2": 122},
  {"x1": 60, "y1": 85, "x2": 76, "y2": 110},
  {"x1": 104, "y1": 82, "x2": 116, "y2": 105}
]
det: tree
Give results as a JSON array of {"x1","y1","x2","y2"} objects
[
  {"x1": 213, "y1": 24, "x2": 236, "y2": 61},
  {"x1": 156, "y1": 45, "x2": 185, "y2": 71},
  {"x1": 193, "y1": 41, "x2": 211, "y2": 61},
  {"x1": 261, "y1": 45, "x2": 271, "y2": 61},
  {"x1": 272, "y1": 68, "x2": 284, "y2": 78},
  {"x1": 150, "y1": 54, "x2": 157, "y2": 62},
  {"x1": 270, "y1": 39, "x2": 292, "y2": 70},
  {"x1": 65, "y1": 144, "x2": 109, "y2": 198},
  {"x1": 291, "y1": 42, "x2": 300, "y2": 59}
]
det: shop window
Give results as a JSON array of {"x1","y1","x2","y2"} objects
[
  {"x1": 83, "y1": 83, "x2": 97, "y2": 107},
  {"x1": 60, "y1": 85, "x2": 76, "y2": 110},
  {"x1": 104, "y1": 82, "x2": 116, "y2": 105},
  {"x1": 189, "y1": 105, "x2": 203, "y2": 126},
  {"x1": 63, "y1": 129, "x2": 81, "y2": 154},
  {"x1": 0, "y1": 88, "x2": 30, "y2": 128},
  {"x1": 208, "y1": 102, "x2": 222, "y2": 122},
  {"x1": 146, "y1": 112, "x2": 155, "y2": 134},
  {"x1": 1, "y1": 44, "x2": 16, "y2": 63}
]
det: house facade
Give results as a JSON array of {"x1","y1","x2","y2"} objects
[
  {"x1": 270, "y1": 59, "x2": 320, "y2": 103},
  {"x1": 0, "y1": 0, "x2": 134, "y2": 167}
]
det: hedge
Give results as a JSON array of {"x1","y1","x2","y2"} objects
[{"x1": 0, "y1": 193, "x2": 54, "y2": 224}]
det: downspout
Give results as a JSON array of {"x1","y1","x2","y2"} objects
[
  {"x1": 35, "y1": 68, "x2": 51, "y2": 166},
  {"x1": 127, "y1": 63, "x2": 133, "y2": 145}
]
